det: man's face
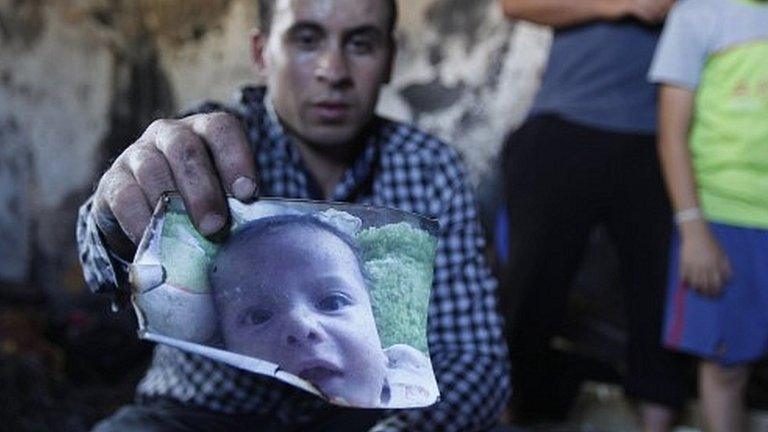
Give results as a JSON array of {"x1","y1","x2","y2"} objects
[
  {"x1": 255, "y1": 0, "x2": 394, "y2": 150},
  {"x1": 214, "y1": 226, "x2": 387, "y2": 407}
]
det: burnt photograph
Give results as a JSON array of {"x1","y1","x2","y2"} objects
[{"x1": 129, "y1": 194, "x2": 440, "y2": 409}]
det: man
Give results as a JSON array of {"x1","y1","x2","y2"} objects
[
  {"x1": 499, "y1": 1, "x2": 688, "y2": 431},
  {"x1": 77, "y1": 0, "x2": 510, "y2": 430}
]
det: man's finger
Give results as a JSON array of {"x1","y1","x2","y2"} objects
[
  {"x1": 99, "y1": 167, "x2": 154, "y2": 246},
  {"x1": 153, "y1": 120, "x2": 228, "y2": 236},
  {"x1": 125, "y1": 141, "x2": 177, "y2": 211},
  {"x1": 183, "y1": 112, "x2": 258, "y2": 202}
]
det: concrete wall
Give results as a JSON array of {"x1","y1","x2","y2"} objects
[{"x1": 0, "y1": 0, "x2": 549, "y2": 300}]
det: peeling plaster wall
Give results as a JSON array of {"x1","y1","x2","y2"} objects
[
  {"x1": 380, "y1": 0, "x2": 550, "y2": 177},
  {"x1": 1, "y1": 2, "x2": 112, "y2": 210},
  {"x1": 0, "y1": 0, "x2": 550, "y2": 300},
  {"x1": 156, "y1": 0, "x2": 259, "y2": 109},
  {"x1": 1, "y1": 1, "x2": 115, "y2": 301}
]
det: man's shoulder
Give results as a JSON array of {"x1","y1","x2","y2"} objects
[
  {"x1": 376, "y1": 117, "x2": 464, "y2": 170},
  {"x1": 181, "y1": 86, "x2": 266, "y2": 117}
]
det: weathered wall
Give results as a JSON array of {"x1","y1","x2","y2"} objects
[
  {"x1": 381, "y1": 0, "x2": 550, "y2": 176},
  {"x1": 0, "y1": 0, "x2": 550, "y2": 300},
  {"x1": 1, "y1": 1, "x2": 115, "y2": 303}
]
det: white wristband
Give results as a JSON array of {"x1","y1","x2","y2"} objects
[{"x1": 674, "y1": 207, "x2": 702, "y2": 225}]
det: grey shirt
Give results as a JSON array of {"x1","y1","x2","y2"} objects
[{"x1": 531, "y1": 20, "x2": 662, "y2": 134}]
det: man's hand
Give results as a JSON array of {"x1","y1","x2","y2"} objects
[
  {"x1": 93, "y1": 112, "x2": 258, "y2": 259},
  {"x1": 627, "y1": 0, "x2": 675, "y2": 25},
  {"x1": 679, "y1": 220, "x2": 732, "y2": 296}
]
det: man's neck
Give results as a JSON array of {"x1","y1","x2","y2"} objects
[
  {"x1": 265, "y1": 97, "x2": 373, "y2": 199},
  {"x1": 293, "y1": 140, "x2": 361, "y2": 199}
]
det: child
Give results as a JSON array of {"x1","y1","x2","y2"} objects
[
  {"x1": 208, "y1": 214, "x2": 437, "y2": 408},
  {"x1": 649, "y1": 0, "x2": 768, "y2": 430}
]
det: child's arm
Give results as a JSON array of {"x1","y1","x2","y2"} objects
[{"x1": 657, "y1": 85, "x2": 732, "y2": 296}]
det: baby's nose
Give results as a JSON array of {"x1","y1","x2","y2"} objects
[{"x1": 283, "y1": 310, "x2": 321, "y2": 346}]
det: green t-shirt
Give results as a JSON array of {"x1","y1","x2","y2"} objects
[{"x1": 649, "y1": 0, "x2": 768, "y2": 228}]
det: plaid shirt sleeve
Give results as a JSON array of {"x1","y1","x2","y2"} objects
[
  {"x1": 76, "y1": 196, "x2": 129, "y2": 297},
  {"x1": 370, "y1": 146, "x2": 511, "y2": 432}
]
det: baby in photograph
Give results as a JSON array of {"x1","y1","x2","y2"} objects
[{"x1": 209, "y1": 214, "x2": 437, "y2": 408}]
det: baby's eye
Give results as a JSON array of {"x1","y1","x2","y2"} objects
[
  {"x1": 240, "y1": 308, "x2": 272, "y2": 326},
  {"x1": 317, "y1": 293, "x2": 353, "y2": 312}
]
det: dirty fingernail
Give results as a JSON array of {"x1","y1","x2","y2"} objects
[
  {"x1": 232, "y1": 176, "x2": 257, "y2": 201},
  {"x1": 200, "y1": 214, "x2": 226, "y2": 235}
]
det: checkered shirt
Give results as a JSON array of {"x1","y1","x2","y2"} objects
[{"x1": 76, "y1": 86, "x2": 510, "y2": 431}]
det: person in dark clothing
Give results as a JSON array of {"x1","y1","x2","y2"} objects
[{"x1": 499, "y1": 1, "x2": 688, "y2": 430}]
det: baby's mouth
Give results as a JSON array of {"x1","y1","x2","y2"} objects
[{"x1": 297, "y1": 362, "x2": 342, "y2": 383}]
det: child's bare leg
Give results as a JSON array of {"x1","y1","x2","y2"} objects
[
  {"x1": 699, "y1": 361, "x2": 749, "y2": 432},
  {"x1": 640, "y1": 402, "x2": 675, "y2": 432}
]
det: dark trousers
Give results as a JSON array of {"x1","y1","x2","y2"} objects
[{"x1": 502, "y1": 115, "x2": 688, "y2": 421}]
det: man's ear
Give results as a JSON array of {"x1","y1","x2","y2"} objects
[{"x1": 250, "y1": 28, "x2": 268, "y2": 70}]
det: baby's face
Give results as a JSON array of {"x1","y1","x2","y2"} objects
[{"x1": 214, "y1": 226, "x2": 387, "y2": 406}]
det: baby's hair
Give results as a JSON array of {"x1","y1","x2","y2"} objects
[{"x1": 209, "y1": 214, "x2": 371, "y2": 300}]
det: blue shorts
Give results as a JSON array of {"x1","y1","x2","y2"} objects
[{"x1": 663, "y1": 222, "x2": 768, "y2": 366}]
